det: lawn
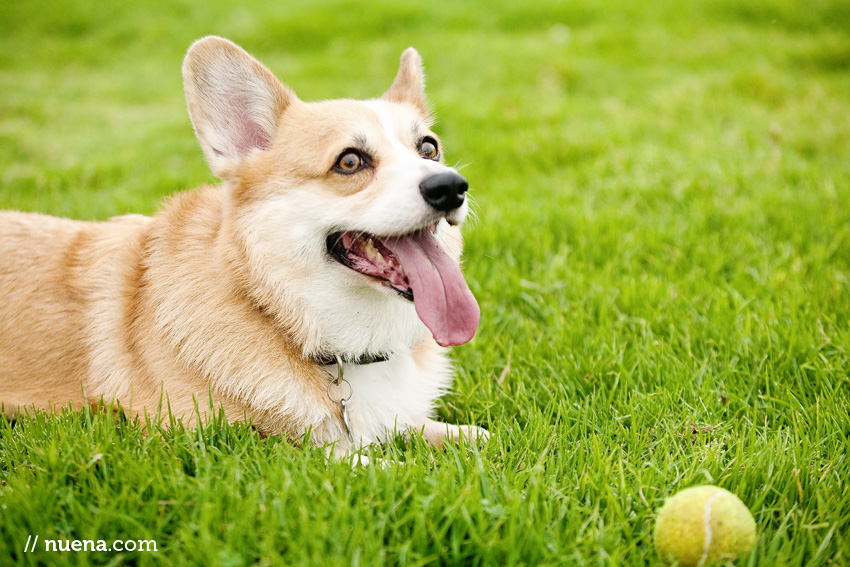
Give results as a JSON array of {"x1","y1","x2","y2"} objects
[{"x1": 1, "y1": 0, "x2": 849, "y2": 565}]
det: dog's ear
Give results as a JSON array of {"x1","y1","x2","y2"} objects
[
  {"x1": 382, "y1": 47, "x2": 429, "y2": 116},
  {"x1": 182, "y1": 36, "x2": 296, "y2": 178}
]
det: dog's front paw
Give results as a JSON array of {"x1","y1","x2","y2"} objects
[
  {"x1": 421, "y1": 419, "x2": 490, "y2": 447},
  {"x1": 453, "y1": 424, "x2": 490, "y2": 444}
]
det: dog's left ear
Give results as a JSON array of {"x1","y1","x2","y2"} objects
[{"x1": 382, "y1": 48, "x2": 429, "y2": 116}]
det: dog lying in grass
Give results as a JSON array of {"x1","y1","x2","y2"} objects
[{"x1": 0, "y1": 36, "x2": 487, "y2": 455}]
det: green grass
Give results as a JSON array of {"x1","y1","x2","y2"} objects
[{"x1": 2, "y1": 0, "x2": 849, "y2": 565}]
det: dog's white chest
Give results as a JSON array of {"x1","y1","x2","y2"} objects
[{"x1": 325, "y1": 353, "x2": 451, "y2": 445}]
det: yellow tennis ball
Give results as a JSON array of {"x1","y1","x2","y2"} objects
[{"x1": 654, "y1": 485, "x2": 756, "y2": 567}]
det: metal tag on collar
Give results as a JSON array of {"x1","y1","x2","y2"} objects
[{"x1": 326, "y1": 354, "x2": 353, "y2": 443}]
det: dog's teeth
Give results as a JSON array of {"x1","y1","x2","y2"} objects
[
  {"x1": 362, "y1": 238, "x2": 379, "y2": 260},
  {"x1": 375, "y1": 252, "x2": 384, "y2": 263}
]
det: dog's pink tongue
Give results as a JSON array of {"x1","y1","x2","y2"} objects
[{"x1": 383, "y1": 231, "x2": 479, "y2": 346}]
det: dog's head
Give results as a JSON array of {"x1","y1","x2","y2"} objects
[{"x1": 182, "y1": 37, "x2": 479, "y2": 359}]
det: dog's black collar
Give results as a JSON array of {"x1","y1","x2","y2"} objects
[{"x1": 314, "y1": 352, "x2": 391, "y2": 366}]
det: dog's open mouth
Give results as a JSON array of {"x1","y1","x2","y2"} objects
[
  {"x1": 327, "y1": 228, "x2": 481, "y2": 347},
  {"x1": 327, "y1": 231, "x2": 414, "y2": 301}
]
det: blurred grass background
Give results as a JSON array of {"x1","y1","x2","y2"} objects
[{"x1": 1, "y1": 0, "x2": 849, "y2": 565}]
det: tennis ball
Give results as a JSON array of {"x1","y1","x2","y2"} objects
[{"x1": 654, "y1": 485, "x2": 756, "y2": 567}]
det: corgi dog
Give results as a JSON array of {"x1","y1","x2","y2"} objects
[{"x1": 0, "y1": 37, "x2": 487, "y2": 453}]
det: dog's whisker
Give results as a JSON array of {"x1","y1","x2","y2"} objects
[
  {"x1": 443, "y1": 231, "x2": 464, "y2": 246},
  {"x1": 328, "y1": 232, "x2": 348, "y2": 251},
  {"x1": 462, "y1": 194, "x2": 482, "y2": 231}
]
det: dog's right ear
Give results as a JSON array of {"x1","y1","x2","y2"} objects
[{"x1": 182, "y1": 37, "x2": 295, "y2": 178}]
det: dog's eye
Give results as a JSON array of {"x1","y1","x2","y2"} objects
[
  {"x1": 335, "y1": 151, "x2": 363, "y2": 173},
  {"x1": 419, "y1": 138, "x2": 440, "y2": 161}
]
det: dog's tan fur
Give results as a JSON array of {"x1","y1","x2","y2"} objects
[{"x1": 0, "y1": 37, "x2": 485, "y2": 452}]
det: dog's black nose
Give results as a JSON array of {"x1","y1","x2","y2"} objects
[{"x1": 419, "y1": 172, "x2": 469, "y2": 212}]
